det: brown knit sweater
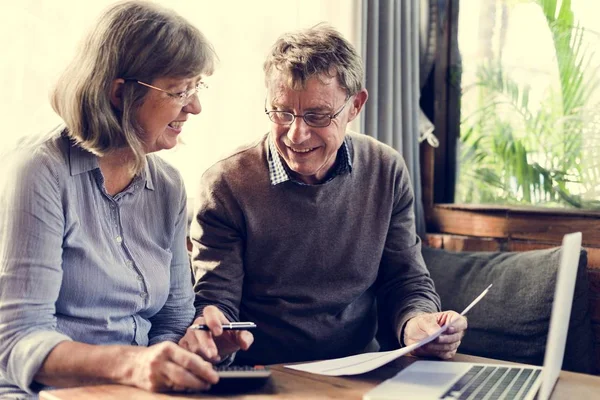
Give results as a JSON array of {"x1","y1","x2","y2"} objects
[{"x1": 191, "y1": 131, "x2": 440, "y2": 364}]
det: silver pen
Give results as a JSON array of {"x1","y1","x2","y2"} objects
[{"x1": 190, "y1": 321, "x2": 257, "y2": 330}]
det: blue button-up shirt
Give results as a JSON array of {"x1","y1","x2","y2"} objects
[{"x1": 0, "y1": 129, "x2": 195, "y2": 398}]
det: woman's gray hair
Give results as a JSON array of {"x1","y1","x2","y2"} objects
[
  {"x1": 263, "y1": 23, "x2": 363, "y2": 96},
  {"x1": 51, "y1": 0, "x2": 216, "y2": 173}
]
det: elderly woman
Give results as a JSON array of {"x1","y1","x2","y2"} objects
[{"x1": 0, "y1": 1, "x2": 219, "y2": 397}]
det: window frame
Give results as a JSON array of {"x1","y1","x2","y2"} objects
[{"x1": 420, "y1": 0, "x2": 600, "y2": 248}]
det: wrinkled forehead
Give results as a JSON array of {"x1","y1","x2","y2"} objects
[
  {"x1": 266, "y1": 71, "x2": 343, "y2": 104},
  {"x1": 266, "y1": 65, "x2": 344, "y2": 89}
]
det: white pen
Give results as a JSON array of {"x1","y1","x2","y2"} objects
[
  {"x1": 190, "y1": 321, "x2": 257, "y2": 330},
  {"x1": 460, "y1": 283, "x2": 493, "y2": 317},
  {"x1": 442, "y1": 283, "x2": 493, "y2": 332}
]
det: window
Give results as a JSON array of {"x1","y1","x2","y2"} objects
[
  {"x1": 1, "y1": 0, "x2": 360, "y2": 193},
  {"x1": 452, "y1": 0, "x2": 599, "y2": 209},
  {"x1": 421, "y1": 0, "x2": 600, "y2": 244}
]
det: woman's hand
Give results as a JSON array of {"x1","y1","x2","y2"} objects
[
  {"x1": 121, "y1": 341, "x2": 219, "y2": 392},
  {"x1": 179, "y1": 305, "x2": 254, "y2": 363}
]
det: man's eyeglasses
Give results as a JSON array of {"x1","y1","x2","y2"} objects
[
  {"x1": 126, "y1": 79, "x2": 208, "y2": 105},
  {"x1": 265, "y1": 97, "x2": 352, "y2": 128}
]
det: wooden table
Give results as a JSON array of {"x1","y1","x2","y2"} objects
[{"x1": 39, "y1": 354, "x2": 600, "y2": 399}]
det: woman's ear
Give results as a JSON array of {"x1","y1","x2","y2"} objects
[{"x1": 110, "y1": 78, "x2": 126, "y2": 109}]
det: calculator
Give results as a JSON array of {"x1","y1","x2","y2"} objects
[
  {"x1": 215, "y1": 365, "x2": 272, "y2": 379},
  {"x1": 209, "y1": 365, "x2": 272, "y2": 393}
]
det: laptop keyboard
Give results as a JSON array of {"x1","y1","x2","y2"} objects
[{"x1": 440, "y1": 365, "x2": 541, "y2": 400}]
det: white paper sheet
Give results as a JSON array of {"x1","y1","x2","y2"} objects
[{"x1": 284, "y1": 284, "x2": 493, "y2": 376}]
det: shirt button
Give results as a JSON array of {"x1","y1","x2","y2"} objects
[
  {"x1": 140, "y1": 292, "x2": 147, "y2": 298},
  {"x1": 125, "y1": 260, "x2": 133, "y2": 267},
  {"x1": 116, "y1": 236, "x2": 123, "y2": 243},
  {"x1": 137, "y1": 275, "x2": 143, "y2": 281}
]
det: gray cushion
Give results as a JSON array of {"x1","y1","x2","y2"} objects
[{"x1": 421, "y1": 246, "x2": 595, "y2": 374}]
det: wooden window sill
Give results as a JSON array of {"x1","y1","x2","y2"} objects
[{"x1": 426, "y1": 204, "x2": 600, "y2": 247}]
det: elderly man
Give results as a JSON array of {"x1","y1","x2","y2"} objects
[{"x1": 180, "y1": 25, "x2": 467, "y2": 365}]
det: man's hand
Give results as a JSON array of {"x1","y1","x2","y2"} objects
[
  {"x1": 402, "y1": 311, "x2": 467, "y2": 360},
  {"x1": 178, "y1": 305, "x2": 254, "y2": 363}
]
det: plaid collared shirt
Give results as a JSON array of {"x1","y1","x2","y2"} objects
[{"x1": 267, "y1": 134, "x2": 353, "y2": 185}]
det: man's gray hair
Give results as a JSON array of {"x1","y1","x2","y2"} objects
[{"x1": 263, "y1": 23, "x2": 364, "y2": 96}]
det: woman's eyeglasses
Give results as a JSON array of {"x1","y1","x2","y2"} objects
[{"x1": 125, "y1": 79, "x2": 208, "y2": 105}]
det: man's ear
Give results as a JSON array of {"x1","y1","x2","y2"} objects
[
  {"x1": 347, "y1": 89, "x2": 368, "y2": 123},
  {"x1": 110, "y1": 78, "x2": 126, "y2": 110}
]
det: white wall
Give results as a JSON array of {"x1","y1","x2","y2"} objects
[{"x1": 0, "y1": 0, "x2": 362, "y2": 193}]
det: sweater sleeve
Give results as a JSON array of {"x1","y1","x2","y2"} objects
[
  {"x1": 0, "y1": 151, "x2": 72, "y2": 394},
  {"x1": 148, "y1": 176, "x2": 195, "y2": 345},
  {"x1": 375, "y1": 156, "x2": 441, "y2": 344},
  {"x1": 190, "y1": 169, "x2": 245, "y2": 322}
]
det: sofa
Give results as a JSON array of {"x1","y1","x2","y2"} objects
[
  {"x1": 419, "y1": 245, "x2": 596, "y2": 374},
  {"x1": 377, "y1": 244, "x2": 595, "y2": 374}
]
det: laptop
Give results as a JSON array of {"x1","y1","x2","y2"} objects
[{"x1": 363, "y1": 232, "x2": 583, "y2": 400}]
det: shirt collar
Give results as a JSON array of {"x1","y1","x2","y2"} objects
[
  {"x1": 68, "y1": 140, "x2": 99, "y2": 176},
  {"x1": 68, "y1": 138, "x2": 154, "y2": 191},
  {"x1": 267, "y1": 134, "x2": 353, "y2": 186},
  {"x1": 142, "y1": 161, "x2": 154, "y2": 190}
]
